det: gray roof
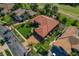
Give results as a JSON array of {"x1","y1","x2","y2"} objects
[
  {"x1": 26, "y1": 10, "x2": 37, "y2": 16},
  {"x1": 14, "y1": 8, "x2": 26, "y2": 16},
  {"x1": 0, "y1": 35, "x2": 3, "y2": 39}
]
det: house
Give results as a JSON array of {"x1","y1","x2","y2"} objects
[
  {"x1": 26, "y1": 10, "x2": 37, "y2": 17},
  {"x1": 51, "y1": 26, "x2": 79, "y2": 56},
  {"x1": 12, "y1": 8, "x2": 28, "y2": 22},
  {"x1": 0, "y1": 4, "x2": 14, "y2": 16},
  {"x1": 32, "y1": 15, "x2": 59, "y2": 41}
]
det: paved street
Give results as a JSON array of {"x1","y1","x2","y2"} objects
[{"x1": 0, "y1": 25, "x2": 28, "y2": 56}]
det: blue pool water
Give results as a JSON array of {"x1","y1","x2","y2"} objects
[{"x1": 51, "y1": 46, "x2": 69, "y2": 56}]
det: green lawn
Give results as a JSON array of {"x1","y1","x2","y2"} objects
[
  {"x1": 18, "y1": 25, "x2": 31, "y2": 38},
  {"x1": 1, "y1": 15, "x2": 12, "y2": 25},
  {"x1": 16, "y1": 22, "x2": 32, "y2": 38},
  {"x1": 59, "y1": 14, "x2": 75, "y2": 26},
  {"x1": 38, "y1": 4, "x2": 45, "y2": 9},
  {"x1": 65, "y1": 18, "x2": 75, "y2": 26},
  {"x1": 58, "y1": 4, "x2": 79, "y2": 17}
]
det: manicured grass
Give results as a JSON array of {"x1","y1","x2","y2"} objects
[
  {"x1": 58, "y1": 4, "x2": 79, "y2": 17},
  {"x1": 5, "y1": 49, "x2": 12, "y2": 56},
  {"x1": 59, "y1": 14, "x2": 75, "y2": 26},
  {"x1": 38, "y1": 4, "x2": 45, "y2": 9},
  {"x1": 16, "y1": 22, "x2": 32, "y2": 38},
  {"x1": 65, "y1": 18, "x2": 75, "y2": 26},
  {"x1": 0, "y1": 52, "x2": 4, "y2": 56},
  {"x1": 18, "y1": 25, "x2": 31, "y2": 38},
  {"x1": 1, "y1": 15, "x2": 12, "y2": 24}
]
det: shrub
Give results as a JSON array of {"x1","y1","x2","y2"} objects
[{"x1": 0, "y1": 40, "x2": 5, "y2": 46}]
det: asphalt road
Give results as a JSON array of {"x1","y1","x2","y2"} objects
[{"x1": 0, "y1": 25, "x2": 28, "y2": 56}]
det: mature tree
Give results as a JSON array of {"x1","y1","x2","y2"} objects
[
  {"x1": 12, "y1": 3, "x2": 21, "y2": 10},
  {"x1": 56, "y1": 13, "x2": 60, "y2": 20},
  {"x1": 43, "y1": 4, "x2": 52, "y2": 16},
  {"x1": 52, "y1": 5, "x2": 58, "y2": 15},
  {"x1": 20, "y1": 3, "x2": 31, "y2": 9},
  {"x1": 30, "y1": 4, "x2": 38, "y2": 12},
  {"x1": 62, "y1": 17, "x2": 67, "y2": 24},
  {"x1": 0, "y1": 40, "x2": 5, "y2": 46},
  {"x1": 21, "y1": 24, "x2": 25, "y2": 27},
  {"x1": 13, "y1": 3, "x2": 31, "y2": 10},
  {"x1": 71, "y1": 20, "x2": 78, "y2": 26},
  {"x1": 43, "y1": 4, "x2": 58, "y2": 17}
]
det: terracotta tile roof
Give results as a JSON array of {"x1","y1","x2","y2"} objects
[
  {"x1": 33, "y1": 15, "x2": 59, "y2": 38},
  {"x1": 53, "y1": 26, "x2": 79, "y2": 54},
  {"x1": 59, "y1": 27, "x2": 78, "y2": 39},
  {"x1": 53, "y1": 38, "x2": 72, "y2": 54}
]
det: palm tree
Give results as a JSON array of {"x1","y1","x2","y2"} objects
[{"x1": 43, "y1": 4, "x2": 58, "y2": 17}]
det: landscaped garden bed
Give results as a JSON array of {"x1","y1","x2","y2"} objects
[
  {"x1": 30, "y1": 28, "x2": 63, "y2": 56},
  {"x1": 0, "y1": 39, "x2": 5, "y2": 46},
  {"x1": 4, "y1": 49, "x2": 12, "y2": 56},
  {"x1": 0, "y1": 52, "x2": 4, "y2": 56}
]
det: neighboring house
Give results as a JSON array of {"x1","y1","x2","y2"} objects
[
  {"x1": 0, "y1": 4, "x2": 14, "y2": 16},
  {"x1": 32, "y1": 15, "x2": 59, "y2": 41},
  {"x1": 12, "y1": 9, "x2": 37, "y2": 22},
  {"x1": 12, "y1": 8, "x2": 27, "y2": 22},
  {"x1": 26, "y1": 10, "x2": 37, "y2": 17},
  {"x1": 51, "y1": 26, "x2": 79, "y2": 56}
]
